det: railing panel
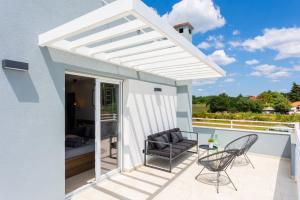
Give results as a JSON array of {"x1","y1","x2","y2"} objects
[{"x1": 193, "y1": 118, "x2": 295, "y2": 134}]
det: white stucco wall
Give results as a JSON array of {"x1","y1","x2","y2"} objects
[
  {"x1": 176, "y1": 81, "x2": 193, "y2": 132},
  {"x1": 122, "y1": 79, "x2": 177, "y2": 170}
]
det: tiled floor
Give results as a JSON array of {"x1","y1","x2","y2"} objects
[{"x1": 67, "y1": 152, "x2": 298, "y2": 200}]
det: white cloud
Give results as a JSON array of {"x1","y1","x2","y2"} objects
[
  {"x1": 197, "y1": 41, "x2": 211, "y2": 49},
  {"x1": 193, "y1": 78, "x2": 217, "y2": 86},
  {"x1": 227, "y1": 72, "x2": 239, "y2": 77},
  {"x1": 162, "y1": 0, "x2": 225, "y2": 33},
  {"x1": 232, "y1": 30, "x2": 240, "y2": 35},
  {"x1": 250, "y1": 64, "x2": 291, "y2": 79},
  {"x1": 245, "y1": 59, "x2": 259, "y2": 65},
  {"x1": 224, "y1": 78, "x2": 235, "y2": 83},
  {"x1": 208, "y1": 50, "x2": 236, "y2": 65},
  {"x1": 197, "y1": 88, "x2": 204, "y2": 92},
  {"x1": 198, "y1": 35, "x2": 224, "y2": 49},
  {"x1": 228, "y1": 40, "x2": 241, "y2": 47},
  {"x1": 242, "y1": 27, "x2": 300, "y2": 60},
  {"x1": 208, "y1": 35, "x2": 224, "y2": 49}
]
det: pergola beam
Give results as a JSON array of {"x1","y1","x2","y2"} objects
[
  {"x1": 90, "y1": 31, "x2": 164, "y2": 55},
  {"x1": 103, "y1": 40, "x2": 175, "y2": 59},
  {"x1": 39, "y1": 0, "x2": 134, "y2": 46},
  {"x1": 118, "y1": 46, "x2": 184, "y2": 62},
  {"x1": 125, "y1": 52, "x2": 192, "y2": 67},
  {"x1": 69, "y1": 20, "x2": 147, "y2": 50},
  {"x1": 136, "y1": 58, "x2": 199, "y2": 70}
]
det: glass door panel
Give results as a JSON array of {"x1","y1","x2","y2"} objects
[
  {"x1": 100, "y1": 83, "x2": 119, "y2": 174},
  {"x1": 95, "y1": 81, "x2": 120, "y2": 179}
]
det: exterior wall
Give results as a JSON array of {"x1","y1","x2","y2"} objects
[
  {"x1": 176, "y1": 81, "x2": 193, "y2": 132},
  {"x1": 193, "y1": 127, "x2": 292, "y2": 158},
  {"x1": 0, "y1": 1, "x2": 182, "y2": 200},
  {"x1": 123, "y1": 79, "x2": 177, "y2": 170},
  {"x1": 292, "y1": 123, "x2": 300, "y2": 194}
]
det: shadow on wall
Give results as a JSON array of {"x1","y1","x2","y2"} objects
[
  {"x1": 3, "y1": 47, "x2": 66, "y2": 104},
  {"x1": 40, "y1": 47, "x2": 66, "y2": 105},
  {"x1": 124, "y1": 87, "x2": 177, "y2": 169},
  {"x1": 272, "y1": 158, "x2": 298, "y2": 200},
  {"x1": 3, "y1": 68, "x2": 39, "y2": 103}
]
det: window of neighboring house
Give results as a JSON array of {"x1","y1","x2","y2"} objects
[
  {"x1": 189, "y1": 28, "x2": 192, "y2": 34},
  {"x1": 179, "y1": 28, "x2": 183, "y2": 33},
  {"x1": 297, "y1": 106, "x2": 300, "y2": 110}
]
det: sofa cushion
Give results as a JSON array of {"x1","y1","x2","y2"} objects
[
  {"x1": 147, "y1": 146, "x2": 184, "y2": 158},
  {"x1": 153, "y1": 134, "x2": 169, "y2": 150},
  {"x1": 171, "y1": 131, "x2": 184, "y2": 143},
  {"x1": 170, "y1": 128, "x2": 180, "y2": 132}
]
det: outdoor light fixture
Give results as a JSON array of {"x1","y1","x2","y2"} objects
[
  {"x1": 154, "y1": 88, "x2": 162, "y2": 92},
  {"x1": 2, "y1": 59, "x2": 29, "y2": 71}
]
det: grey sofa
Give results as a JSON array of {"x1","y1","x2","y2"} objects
[{"x1": 144, "y1": 128, "x2": 199, "y2": 172}]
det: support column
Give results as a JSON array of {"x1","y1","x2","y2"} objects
[{"x1": 176, "y1": 81, "x2": 193, "y2": 132}]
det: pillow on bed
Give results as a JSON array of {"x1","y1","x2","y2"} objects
[{"x1": 65, "y1": 135, "x2": 83, "y2": 148}]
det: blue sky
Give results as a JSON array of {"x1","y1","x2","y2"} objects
[{"x1": 142, "y1": 0, "x2": 300, "y2": 96}]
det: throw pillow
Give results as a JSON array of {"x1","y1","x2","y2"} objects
[
  {"x1": 175, "y1": 131, "x2": 184, "y2": 142},
  {"x1": 171, "y1": 132, "x2": 180, "y2": 144},
  {"x1": 153, "y1": 135, "x2": 169, "y2": 149}
]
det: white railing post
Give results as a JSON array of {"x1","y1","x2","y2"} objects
[{"x1": 230, "y1": 120, "x2": 233, "y2": 129}]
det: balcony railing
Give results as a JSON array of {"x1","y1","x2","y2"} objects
[{"x1": 192, "y1": 117, "x2": 296, "y2": 134}]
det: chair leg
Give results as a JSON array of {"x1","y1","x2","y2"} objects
[
  {"x1": 224, "y1": 170, "x2": 237, "y2": 191},
  {"x1": 230, "y1": 157, "x2": 236, "y2": 169},
  {"x1": 195, "y1": 167, "x2": 205, "y2": 179},
  {"x1": 244, "y1": 154, "x2": 255, "y2": 169},
  {"x1": 169, "y1": 158, "x2": 172, "y2": 172}
]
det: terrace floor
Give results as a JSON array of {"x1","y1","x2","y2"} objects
[{"x1": 68, "y1": 152, "x2": 298, "y2": 200}]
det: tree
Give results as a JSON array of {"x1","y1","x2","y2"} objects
[
  {"x1": 207, "y1": 93, "x2": 230, "y2": 113},
  {"x1": 257, "y1": 91, "x2": 290, "y2": 113},
  {"x1": 256, "y1": 90, "x2": 274, "y2": 106},
  {"x1": 250, "y1": 101, "x2": 263, "y2": 113},
  {"x1": 274, "y1": 101, "x2": 290, "y2": 114},
  {"x1": 288, "y1": 82, "x2": 300, "y2": 102}
]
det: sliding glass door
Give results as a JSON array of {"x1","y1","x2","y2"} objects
[{"x1": 95, "y1": 78, "x2": 121, "y2": 181}]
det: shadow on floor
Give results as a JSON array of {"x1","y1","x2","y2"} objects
[{"x1": 70, "y1": 152, "x2": 197, "y2": 200}]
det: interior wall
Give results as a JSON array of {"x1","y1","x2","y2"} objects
[
  {"x1": 123, "y1": 79, "x2": 177, "y2": 170},
  {"x1": 66, "y1": 79, "x2": 95, "y2": 121}
]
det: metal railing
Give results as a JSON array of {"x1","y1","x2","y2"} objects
[
  {"x1": 192, "y1": 118, "x2": 296, "y2": 134},
  {"x1": 101, "y1": 113, "x2": 118, "y2": 122}
]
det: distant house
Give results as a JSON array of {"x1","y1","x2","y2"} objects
[
  {"x1": 289, "y1": 101, "x2": 300, "y2": 114},
  {"x1": 249, "y1": 96, "x2": 257, "y2": 101},
  {"x1": 262, "y1": 107, "x2": 275, "y2": 114}
]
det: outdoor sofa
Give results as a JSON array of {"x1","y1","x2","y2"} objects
[{"x1": 144, "y1": 128, "x2": 199, "y2": 172}]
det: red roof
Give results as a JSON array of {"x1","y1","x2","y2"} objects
[
  {"x1": 291, "y1": 101, "x2": 300, "y2": 107},
  {"x1": 173, "y1": 22, "x2": 194, "y2": 30},
  {"x1": 249, "y1": 96, "x2": 257, "y2": 101}
]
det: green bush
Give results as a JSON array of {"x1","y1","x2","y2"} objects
[{"x1": 192, "y1": 111, "x2": 300, "y2": 122}]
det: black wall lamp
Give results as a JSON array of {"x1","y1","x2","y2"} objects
[
  {"x1": 154, "y1": 88, "x2": 162, "y2": 92},
  {"x1": 2, "y1": 59, "x2": 29, "y2": 71}
]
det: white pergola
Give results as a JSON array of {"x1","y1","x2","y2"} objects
[{"x1": 39, "y1": 0, "x2": 225, "y2": 81}]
